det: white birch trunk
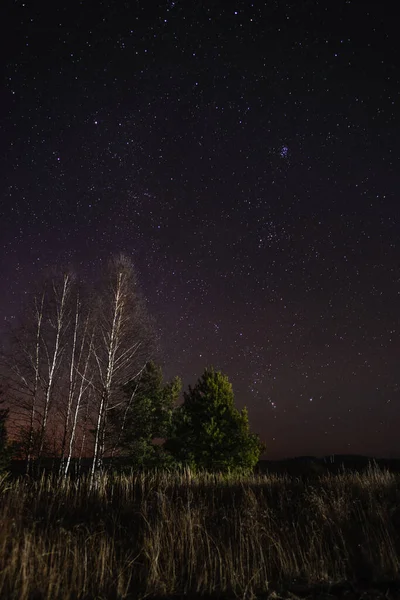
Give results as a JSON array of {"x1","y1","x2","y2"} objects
[
  {"x1": 64, "y1": 325, "x2": 93, "y2": 477},
  {"x1": 59, "y1": 294, "x2": 80, "y2": 473},
  {"x1": 39, "y1": 274, "x2": 71, "y2": 459}
]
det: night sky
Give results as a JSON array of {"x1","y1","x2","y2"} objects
[{"x1": 2, "y1": 1, "x2": 400, "y2": 459}]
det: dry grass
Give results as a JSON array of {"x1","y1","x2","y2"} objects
[{"x1": 0, "y1": 464, "x2": 400, "y2": 599}]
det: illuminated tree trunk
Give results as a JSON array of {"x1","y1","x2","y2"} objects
[
  {"x1": 63, "y1": 319, "x2": 94, "y2": 477},
  {"x1": 89, "y1": 255, "x2": 155, "y2": 483},
  {"x1": 38, "y1": 274, "x2": 72, "y2": 460},
  {"x1": 59, "y1": 295, "x2": 80, "y2": 474}
]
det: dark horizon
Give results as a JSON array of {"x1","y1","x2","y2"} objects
[{"x1": 2, "y1": 1, "x2": 399, "y2": 460}]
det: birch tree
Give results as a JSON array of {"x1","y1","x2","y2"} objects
[
  {"x1": 1, "y1": 270, "x2": 75, "y2": 469},
  {"x1": 1, "y1": 256, "x2": 157, "y2": 477},
  {"x1": 37, "y1": 273, "x2": 73, "y2": 459},
  {"x1": 59, "y1": 299, "x2": 95, "y2": 477},
  {"x1": 58, "y1": 293, "x2": 80, "y2": 471},
  {"x1": 90, "y1": 254, "x2": 156, "y2": 480}
]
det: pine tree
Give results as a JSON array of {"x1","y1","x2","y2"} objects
[
  {"x1": 111, "y1": 361, "x2": 181, "y2": 468},
  {"x1": 166, "y1": 367, "x2": 264, "y2": 472}
]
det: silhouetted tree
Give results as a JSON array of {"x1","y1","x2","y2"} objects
[
  {"x1": 1, "y1": 270, "x2": 76, "y2": 469},
  {"x1": 0, "y1": 388, "x2": 11, "y2": 473},
  {"x1": 166, "y1": 367, "x2": 264, "y2": 472}
]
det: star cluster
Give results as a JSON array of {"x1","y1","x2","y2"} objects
[{"x1": 2, "y1": 0, "x2": 399, "y2": 458}]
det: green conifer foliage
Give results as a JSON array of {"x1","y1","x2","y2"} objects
[
  {"x1": 113, "y1": 361, "x2": 181, "y2": 468},
  {"x1": 166, "y1": 367, "x2": 264, "y2": 472}
]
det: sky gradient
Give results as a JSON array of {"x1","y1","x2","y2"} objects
[{"x1": 2, "y1": 0, "x2": 399, "y2": 459}]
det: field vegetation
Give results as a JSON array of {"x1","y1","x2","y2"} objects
[{"x1": 0, "y1": 464, "x2": 399, "y2": 600}]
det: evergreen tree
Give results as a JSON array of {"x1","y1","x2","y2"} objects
[
  {"x1": 165, "y1": 367, "x2": 264, "y2": 472},
  {"x1": 112, "y1": 361, "x2": 181, "y2": 468}
]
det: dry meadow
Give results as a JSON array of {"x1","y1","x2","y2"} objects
[{"x1": 0, "y1": 465, "x2": 399, "y2": 599}]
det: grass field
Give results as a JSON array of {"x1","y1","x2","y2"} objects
[{"x1": 0, "y1": 464, "x2": 399, "y2": 599}]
